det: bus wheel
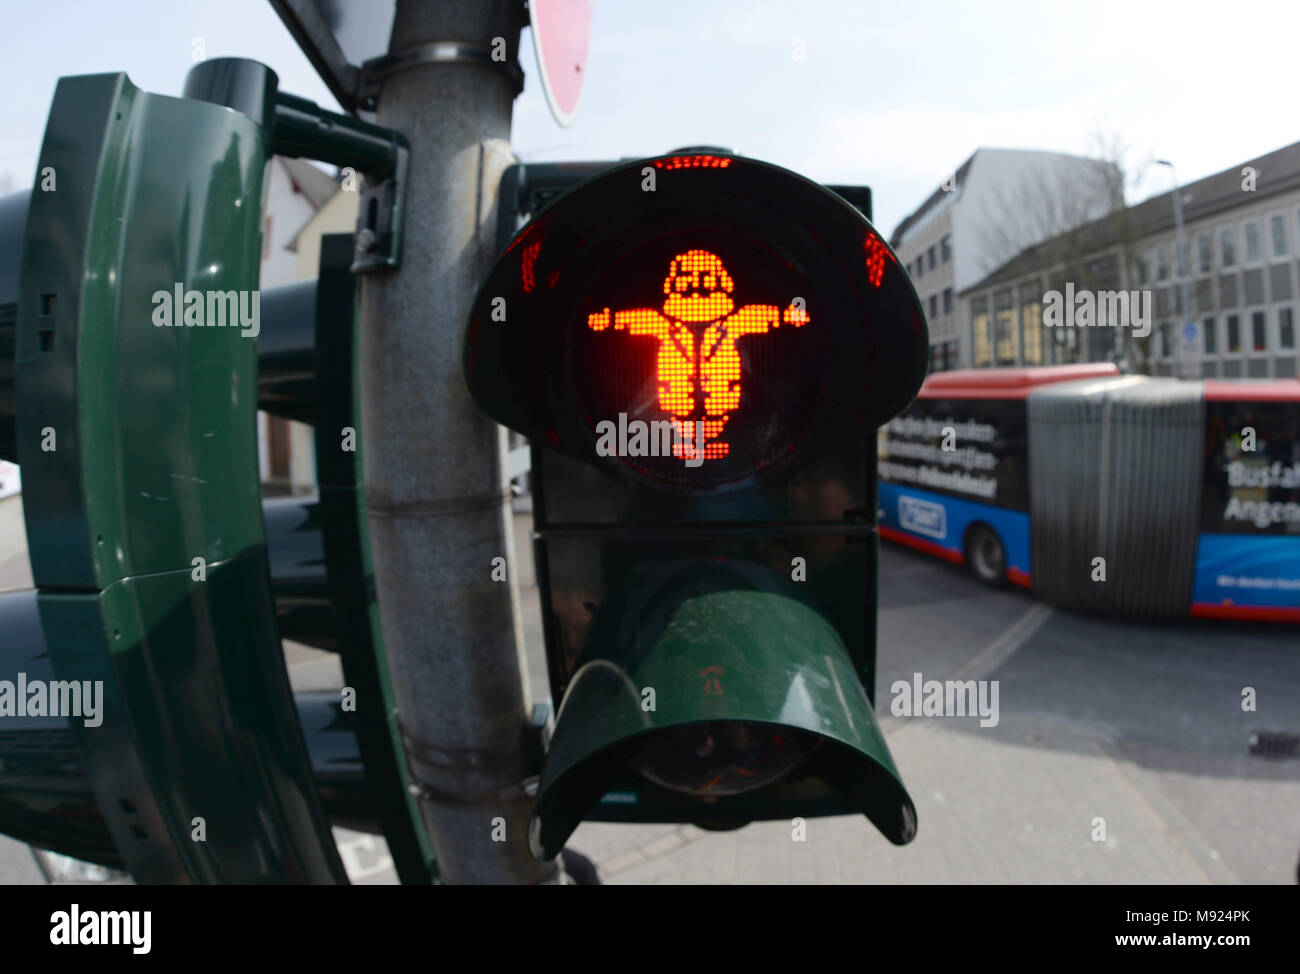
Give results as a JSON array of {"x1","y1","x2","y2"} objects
[{"x1": 965, "y1": 524, "x2": 1007, "y2": 588}]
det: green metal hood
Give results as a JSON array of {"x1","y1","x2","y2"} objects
[{"x1": 529, "y1": 558, "x2": 917, "y2": 859}]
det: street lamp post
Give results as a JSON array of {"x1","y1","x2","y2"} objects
[{"x1": 1155, "y1": 159, "x2": 1197, "y2": 379}]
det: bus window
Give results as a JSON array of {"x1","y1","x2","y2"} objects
[{"x1": 1193, "y1": 390, "x2": 1300, "y2": 619}]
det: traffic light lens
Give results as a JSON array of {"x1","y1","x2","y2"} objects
[
  {"x1": 575, "y1": 238, "x2": 833, "y2": 490},
  {"x1": 618, "y1": 722, "x2": 822, "y2": 797}
]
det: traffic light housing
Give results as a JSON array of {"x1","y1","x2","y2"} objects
[
  {"x1": 0, "y1": 59, "x2": 437, "y2": 883},
  {"x1": 464, "y1": 152, "x2": 929, "y2": 857}
]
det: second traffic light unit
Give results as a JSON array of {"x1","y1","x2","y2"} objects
[{"x1": 464, "y1": 152, "x2": 928, "y2": 858}]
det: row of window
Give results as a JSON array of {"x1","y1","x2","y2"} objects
[
  {"x1": 968, "y1": 293, "x2": 1298, "y2": 367},
  {"x1": 910, "y1": 234, "x2": 952, "y2": 279},
  {"x1": 969, "y1": 299, "x2": 1046, "y2": 367},
  {"x1": 925, "y1": 288, "x2": 954, "y2": 319},
  {"x1": 928, "y1": 339, "x2": 960, "y2": 372},
  {"x1": 1157, "y1": 308, "x2": 1297, "y2": 358},
  {"x1": 1138, "y1": 209, "x2": 1300, "y2": 283}
]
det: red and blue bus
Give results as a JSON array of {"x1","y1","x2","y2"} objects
[
  {"x1": 1194, "y1": 380, "x2": 1300, "y2": 622},
  {"x1": 878, "y1": 365, "x2": 1300, "y2": 622}
]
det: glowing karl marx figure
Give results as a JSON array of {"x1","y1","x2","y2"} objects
[{"x1": 587, "y1": 250, "x2": 810, "y2": 461}]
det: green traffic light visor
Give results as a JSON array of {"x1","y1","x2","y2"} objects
[{"x1": 529, "y1": 571, "x2": 917, "y2": 859}]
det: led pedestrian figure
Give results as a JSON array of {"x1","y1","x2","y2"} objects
[{"x1": 587, "y1": 250, "x2": 810, "y2": 461}]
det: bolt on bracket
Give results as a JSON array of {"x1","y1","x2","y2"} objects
[{"x1": 270, "y1": 91, "x2": 410, "y2": 273}]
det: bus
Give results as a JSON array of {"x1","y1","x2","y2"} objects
[
  {"x1": 877, "y1": 365, "x2": 1300, "y2": 622},
  {"x1": 1195, "y1": 380, "x2": 1300, "y2": 621}
]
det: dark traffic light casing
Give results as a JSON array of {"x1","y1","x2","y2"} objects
[
  {"x1": 0, "y1": 59, "x2": 434, "y2": 883},
  {"x1": 464, "y1": 152, "x2": 929, "y2": 857},
  {"x1": 11, "y1": 67, "x2": 345, "y2": 882}
]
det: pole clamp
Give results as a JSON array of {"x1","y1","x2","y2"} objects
[{"x1": 358, "y1": 42, "x2": 525, "y2": 110}]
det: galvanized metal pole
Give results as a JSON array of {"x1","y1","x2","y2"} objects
[{"x1": 358, "y1": 0, "x2": 555, "y2": 884}]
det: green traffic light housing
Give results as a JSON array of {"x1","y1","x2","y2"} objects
[
  {"x1": 0, "y1": 59, "x2": 432, "y2": 883},
  {"x1": 530, "y1": 557, "x2": 917, "y2": 859},
  {"x1": 463, "y1": 151, "x2": 928, "y2": 859}
]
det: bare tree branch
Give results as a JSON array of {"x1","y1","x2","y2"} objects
[{"x1": 973, "y1": 132, "x2": 1154, "y2": 372}]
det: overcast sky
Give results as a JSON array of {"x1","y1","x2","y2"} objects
[{"x1": 1, "y1": 0, "x2": 1295, "y2": 238}]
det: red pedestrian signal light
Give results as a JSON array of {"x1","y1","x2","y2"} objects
[
  {"x1": 466, "y1": 154, "x2": 926, "y2": 493},
  {"x1": 463, "y1": 151, "x2": 929, "y2": 858},
  {"x1": 584, "y1": 248, "x2": 815, "y2": 476}
]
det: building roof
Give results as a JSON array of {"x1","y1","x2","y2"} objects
[
  {"x1": 888, "y1": 148, "x2": 1119, "y2": 250},
  {"x1": 889, "y1": 153, "x2": 975, "y2": 247},
  {"x1": 962, "y1": 140, "x2": 1300, "y2": 295},
  {"x1": 278, "y1": 157, "x2": 340, "y2": 210}
]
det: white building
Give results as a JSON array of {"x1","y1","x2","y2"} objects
[
  {"x1": 0, "y1": 460, "x2": 18, "y2": 500},
  {"x1": 257, "y1": 157, "x2": 341, "y2": 494},
  {"x1": 889, "y1": 148, "x2": 1120, "y2": 370}
]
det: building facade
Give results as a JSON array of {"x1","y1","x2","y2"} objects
[
  {"x1": 890, "y1": 148, "x2": 1119, "y2": 371},
  {"x1": 257, "y1": 156, "x2": 344, "y2": 493},
  {"x1": 960, "y1": 141, "x2": 1300, "y2": 380}
]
